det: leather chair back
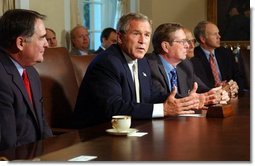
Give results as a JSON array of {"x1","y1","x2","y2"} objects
[
  {"x1": 239, "y1": 48, "x2": 250, "y2": 89},
  {"x1": 70, "y1": 55, "x2": 96, "y2": 87},
  {"x1": 34, "y1": 47, "x2": 78, "y2": 128}
]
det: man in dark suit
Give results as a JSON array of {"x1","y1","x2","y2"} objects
[
  {"x1": 190, "y1": 21, "x2": 243, "y2": 97},
  {"x1": 0, "y1": 9, "x2": 53, "y2": 151},
  {"x1": 73, "y1": 13, "x2": 202, "y2": 128},
  {"x1": 95, "y1": 27, "x2": 117, "y2": 54},
  {"x1": 147, "y1": 23, "x2": 229, "y2": 106}
]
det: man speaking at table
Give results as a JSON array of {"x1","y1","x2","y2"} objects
[{"x1": 73, "y1": 13, "x2": 203, "y2": 128}]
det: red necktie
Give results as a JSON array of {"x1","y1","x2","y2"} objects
[
  {"x1": 209, "y1": 53, "x2": 221, "y2": 87},
  {"x1": 22, "y1": 69, "x2": 33, "y2": 103}
]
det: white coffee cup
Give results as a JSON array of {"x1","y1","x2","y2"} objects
[{"x1": 111, "y1": 115, "x2": 131, "y2": 132}]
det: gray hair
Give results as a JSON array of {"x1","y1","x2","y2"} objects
[
  {"x1": 117, "y1": 12, "x2": 152, "y2": 34},
  {"x1": 194, "y1": 20, "x2": 214, "y2": 43}
]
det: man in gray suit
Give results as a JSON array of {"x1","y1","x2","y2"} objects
[{"x1": 0, "y1": 9, "x2": 53, "y2": 151}]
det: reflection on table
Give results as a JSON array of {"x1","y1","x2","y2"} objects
[{"x1": 0, "y1": 92, "x2": 250, "y2": 161}]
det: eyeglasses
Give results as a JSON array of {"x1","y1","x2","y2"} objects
[
  {"x1": 172, "y1": 39, "x2": 189, "y2": 45},
  {"x1": 187, "y1": 39, "x2": 196, "y2": 45}
]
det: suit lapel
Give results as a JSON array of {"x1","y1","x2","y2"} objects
[
  {"x1": 124, "y1": 62, "x2": 136, "y2": 98},
  {"x1": 198, "y1": 47, "x2": 215, "y2": 81},
  {"x1": 0, "y1": 50, "x2": 41, "y2": 134},
  {"x1": 138, "y1": 59, "x2": 151, "y2": 102},
  {"x1": 176, "y1": 67, "x2": 189, "y2": 96},
  {"x1": 158, "y1": 62, "x2": 170, "y2": 92},
  {"x1": 26, "y1": 68, "x2": 40, "y2": 126},
  {"x1": 4, "y1": 60, "x2": 39, "y2": 127},
  {"x1": 119, "y1": 52, "x2": 136, "y2": 102},
  {"x1": 214, "y1": 49, "x2": 224, "y2": 78},
  {"x1": 152, "y1": 53, "x2": 170, "y2": 92}
]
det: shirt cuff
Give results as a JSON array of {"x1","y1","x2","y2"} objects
[{"x1": 152, "y1": 103, "x2": 164, "y2": 118}]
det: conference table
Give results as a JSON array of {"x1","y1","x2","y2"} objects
[{"x1": 0, "y1": 92, "x2": 250, "y2": 161}]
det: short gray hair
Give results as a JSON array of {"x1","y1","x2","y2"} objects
[
  {"x1": 117, "y1": 13, "x2": 152, "y2": 34},
  {"x1": 194, "y1": 20, "x2": 213, "y2": 43}
]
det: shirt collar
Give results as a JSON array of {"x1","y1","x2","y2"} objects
[
  {"x1": 100, "y1": 46, "x2": 106, "y2": 50},
  {"x1": 200, "y1": 46, "x2": 215, "y2": 60},
  {"x1": 9, "y1": 57, "x2": 24, "y2": 76},
  {"x1": 159, "y1": 54, "x2": 174, "y2": 74},
  {"x1": 123, "y1": 51, "x2": 137, "y2": 65}
]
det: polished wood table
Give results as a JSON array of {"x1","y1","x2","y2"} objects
[{"x1": 0, "y1": 92, "x2": 250, "y2": 161}]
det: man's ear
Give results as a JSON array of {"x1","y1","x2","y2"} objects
[
  {"x1": 200, "y1": 36, "x2": 206, "y2": 44},
  {"x1": 16, "y1": 37, "x2": 25, "y2": 51},
  {"x1": 161, "y1": 41, "x2": 169, "y2": 53},
  {"x1": 117, "y1": 32, "x2": 122, "y2": 44}
]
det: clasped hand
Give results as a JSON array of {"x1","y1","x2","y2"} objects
[{"x1": 203, "y1": 86, "x2": 230, "y2": 105}]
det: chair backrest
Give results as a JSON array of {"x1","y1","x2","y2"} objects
[
  {"x1": 70, "y1": 55, "x2": 96, "y2": 87},
  {"x1": 239, "y1": 48, "x2": 250, "y2": 89},
  {"x1": 34, "y1": 47, "x2": 79, "y2": 128}
]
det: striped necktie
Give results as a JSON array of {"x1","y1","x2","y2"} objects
[{"x1": 209, "y1": 53, "x2": 221, "y2": 87}]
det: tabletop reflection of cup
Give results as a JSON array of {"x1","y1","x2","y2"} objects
[{"x1": 111, "y1": 115, "x2": 131, "y2": 132}]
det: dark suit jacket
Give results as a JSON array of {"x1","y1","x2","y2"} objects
[
  {"x1": 73, "y1": 44, "x2": 164, "y2": 128},
  {"x1": 0, "y1": 48, "x2": 52, "y2": 151},
  {"x1": 95, "y1": 46, "x2": 104, "y2": 54},
  {"x1": 191, "y1": 46, "x2": 244, "y2": 90},
  {"x1": 146, "y1": 52, "x2": 209, "y2": 98}
]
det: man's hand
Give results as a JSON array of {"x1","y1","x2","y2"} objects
[
  {"x1": 223, "y1": 80, "x2": 239, "y2": 98},
  {"x1": 203, "y1": 86, "x2": 230, "y2": 105},
  {"x1": 163, "y1": 83, "x2": 201, "y2": 117}
]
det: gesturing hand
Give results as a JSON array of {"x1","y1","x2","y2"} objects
[{"x1": 163, "y1": 83, "x2": 200, "y2": 117}]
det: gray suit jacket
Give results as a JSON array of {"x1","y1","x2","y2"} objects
[
  {"x1": 69, "y1": 47, "x2": 95, "y2": 56},
  {"x1": 146, "y1": 52, "x2": 210, "y2": 98},
  {"x1": 0, "y1": 48, "x2": 52, "y2": 151}
]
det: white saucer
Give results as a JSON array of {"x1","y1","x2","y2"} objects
[{"x1": 106, "y1": 128, "x2": 138, "y2": 136}]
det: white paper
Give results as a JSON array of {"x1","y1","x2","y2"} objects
[
  {"x1": 128, "y1": 132, "x2": 148, "y2": 137},
  {"x1": 68, "y1": 155, "x2": 97, "y2": 161},
  {"x1": 178, "y1": 114, "x2": 205, "y2": 117}
]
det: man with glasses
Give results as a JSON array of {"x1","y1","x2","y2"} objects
[
  {"x1": 190, "y1": 21, "x2": 243, "y2": 97},
  {"x1": 147, "y1": 23, "x2": 229, "y2": 105},
  {"x1": 183, "y1": 28, "x2": 196, "y2": 59}
]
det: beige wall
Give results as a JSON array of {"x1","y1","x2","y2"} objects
[
  {"x1": 29, "y1": 0, "x2": 68, "y2": 47},
  {"x1": 26, "y1": 0, "x2": 207, "y2": 49},
  {"x1": 140, "y1": 0, "x2": 207, "y2": 52}
]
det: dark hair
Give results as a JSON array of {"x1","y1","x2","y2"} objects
[
  {"x1": 100, "y1": 27, "x2": 116, "y2": 43},
  {"x1": 0, "y1": 9, "x2": 46, "y2": 49},
  {"x1": 152, "y1": 23, "x2": 183, "y2": 54}
]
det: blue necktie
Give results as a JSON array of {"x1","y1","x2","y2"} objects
[{"x1": 170, "y1": 68, "x2": 177, "y2": 91}]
